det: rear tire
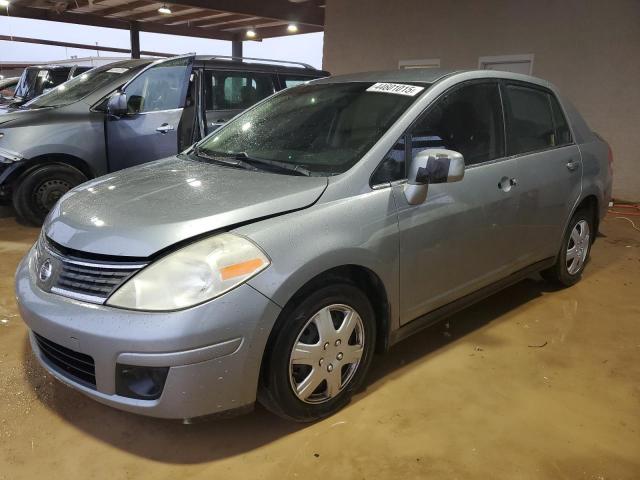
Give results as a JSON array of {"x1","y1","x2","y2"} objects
[
  {"x1": 12, "y1": 164, "x2": 87, "y2": 226},
  {"x1": 259, "y1": 283, "x2": 376, "y2": 422},
  {"x1": 542, "y1": 209, "x2": 593, "y2": 287}
]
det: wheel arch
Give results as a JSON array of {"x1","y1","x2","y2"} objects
[
  {"x1": 573, "y1": 194, "x2": 599, "y2": 242},
  {"x1": 260, "y1": 264, "x2": 392, "y2": 377},
  {"x1": 4, "y1": 153, "x2": 94, "y2": 190}
]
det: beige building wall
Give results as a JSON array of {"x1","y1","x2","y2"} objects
[{"x1": 323, "y1": 0, "x2": 640, "y2": 201}]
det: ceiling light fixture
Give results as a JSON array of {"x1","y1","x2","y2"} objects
[
  {"x1": 158, "y1": 4, "x2": 172, "y2": 14},
  {"x1": 246, "y1": 29, "x2": 257, "y2": 38},
  {"x1": 287, "y1": 24, "x2": 298, "y2": 33}
]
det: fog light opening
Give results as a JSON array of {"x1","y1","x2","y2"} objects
[{"x1": 116, "y1": 364, "x2": 169, "y2": 400}]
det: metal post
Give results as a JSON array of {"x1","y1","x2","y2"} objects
[
  {"x1": 130, "y1": 22, "x2": 140, "y2": 59},
  {"x1": 232, "y1": 36, "x2": 243, "y2": 59}
]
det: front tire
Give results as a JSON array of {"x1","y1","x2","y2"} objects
[
  {"x1": 259, "y1": 283, "x2": 376, "y2": 422},
  {"x1": 542, "y1": 209, "x2": 593, "y2": 287},
  {"x1": 13, "y1": 164, "x2": 87, "y2": 226}
]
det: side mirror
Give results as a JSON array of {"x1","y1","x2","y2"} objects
[
  {"x1": 404, "y1": 149, "x2": 465, "y2": 205},
  {"x1": 107, "y1": 92, "x2": 128, "y2": 117}
]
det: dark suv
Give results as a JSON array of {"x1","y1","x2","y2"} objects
[
  {"x1": 0, "y1": 64, "x2": 93, "y2": 109},
  {"x1": 0, "y1": 55, "x2": 328, "y2": 224}
]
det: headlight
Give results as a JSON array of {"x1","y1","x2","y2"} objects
[{"x1": 107, "y1": 233, "x2": 270, "y2": 311}]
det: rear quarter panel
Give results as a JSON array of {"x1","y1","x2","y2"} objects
[{"x1": 562, "y1": 95, "x2": 612, "y2": 222}]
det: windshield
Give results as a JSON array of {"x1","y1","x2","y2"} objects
[
  {"x1": 195, "y1": 82, "x2": 425, "y2": 175},
  {"x1": 24, "y1": 64, "x2": 139, "y2": 109}
]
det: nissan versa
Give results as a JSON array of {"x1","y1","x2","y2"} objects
[{"x1": 16, "y1": 69, "x2": 612, "y2": 422}]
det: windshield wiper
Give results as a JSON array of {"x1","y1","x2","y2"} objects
[
  {"x1": 232, "y1": 152, "x2": 311, "y2": 177},
  {"x1": 191, "y1": 146, "x2": 257, "y2": 171}
]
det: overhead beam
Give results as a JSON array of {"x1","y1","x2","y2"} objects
[
  {"x1": 123, "y1": 5, "x2": 194, "y2": 22},
  {"x1": 244, "y1": 24, "x2": 323, "y2": 39},
  {"x1": 94, "y1": 1, "x2": 151, "y2": 17},
  {"x1": 0, "y1": 4, "x2": 237, "y2": 40},
  {"x1": 0, "y1": 34, "x2": 172, "y2": 57},
  {"x1": 165, "y1": 11, "x2": 232, "y2": 25},
  {"x1": 64, "y1": 0, "x2": 109, "y2": 12},
  {"x1": 162, "y1": 0, "x2": 324, "y2": 27},
  {"x1": 191, "y1": 15, "x2": 259, "y2": 29}
]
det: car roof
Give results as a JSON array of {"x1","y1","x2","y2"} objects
[
  {"x1": 192, "y1": 55, "x2": 328, "y2": 76},
  {"x1": 99, "y1": 58, "x2": 155, "y2": 69},
  {"x1": 313, "y1": 68, "x2": 551, "y2": 89}
]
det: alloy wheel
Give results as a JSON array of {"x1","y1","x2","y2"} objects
[{"x1": 566, "y1": 219, "x2": 590, "y2": 275}]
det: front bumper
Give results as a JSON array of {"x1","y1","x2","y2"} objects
[{"x1": 15, "y1": 249, "x2": 282, "y2": 419}]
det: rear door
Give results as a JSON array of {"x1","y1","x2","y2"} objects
[
  {"x1": 106, "y1": 57, "x2": 192, "y2": 171},
  {"x1": 202, "y1": 69, "x2": 275, "y2": 134},
  {"x1": 502, "y1": 82, "x2": 582, "y2": 264}
]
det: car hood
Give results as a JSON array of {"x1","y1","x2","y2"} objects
[{"x1": 45, "y1": 156, "x2": 328, "y2": 257}]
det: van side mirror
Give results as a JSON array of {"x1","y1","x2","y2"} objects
[
  {"x1": 404, "y1": 149, "x2": 465, "y2": 205},
  {"x1": 107, "y1": 92, "x2": 128, "y2": 117}
]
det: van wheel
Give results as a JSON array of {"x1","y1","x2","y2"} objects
[
  {"x1": 13, "y1": 164, "x2": 87, "y2": 226},
  {"x1": 542, "y1": 209, "x2": 593, "y2": 287},
  {"x1": 259, "y1": 284, "x2": 376, "y2": 422}
]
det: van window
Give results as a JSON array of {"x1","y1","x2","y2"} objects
[
  {"x1": 124, "y1": 57, "x2": 190, "y2": 113},
  {"x1": 409, "y1": 82, "x2": 505, "y2": 166},
  {"x1": 281, "y1": 76, "x2": 313, "y2": 88},
  {"x1": 204, "y1": 71, "x2": 274, "y2": 110},
  {"x1": 504, "y1": 85, "x2": 555, "y2": 154},
  {"x1": 549, "y1": 94, "x2": 572, "y2": 146}
]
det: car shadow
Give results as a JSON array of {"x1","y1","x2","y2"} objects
[
  {"x1": 19, "y1": 274, "x2": 585, "y2": 464},
  {"x1": 364, "y1": 277, "x2": 554, "y2": 388}
]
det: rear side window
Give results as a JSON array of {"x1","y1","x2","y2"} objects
[
  {"x1": 204, "y1": 71, "x2": 274, "y2": 110},
  {"x1": 504, "y1": 84, "x2": 556, "y2": 154},
  {"x1": 549, "y1": 94, "x2": 572, "y2": 146}
]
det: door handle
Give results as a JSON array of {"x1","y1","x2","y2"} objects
[
  {"x1": 498, "y1": 176, "x2": 518, "y2": 192},
  {"x1": 566, "y1": 160, "x2": 580, "y2": 171},
  {"x1": 156, "y1": 123, "x2": 174, "y2": 134}
]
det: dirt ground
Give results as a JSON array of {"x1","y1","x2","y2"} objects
[{"x1": 0, "y1": 215, "x2": 639, "y2": 480}]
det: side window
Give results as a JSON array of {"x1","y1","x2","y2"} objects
[
  {"x1": 281, "y1": 76, "x2": 312, "y2": 88},
  {"x1": 124, "y1": 58, "x2": 190, "y2": 114},
  {"x1": 549, "y1": 94, "x2": 572, "y2": 146},
  {"x1": 204, "y1": 71, "x2": 274, "y2": 110},
  {"x1": 409, "y1": 82, "x2": 505, "y2": 166},
  {"x1": 371, "y1": 137, "x2": 406, "y2": 185},
  {"x1": 504, "y1": 84, "x2": 555, "y2": 154}
]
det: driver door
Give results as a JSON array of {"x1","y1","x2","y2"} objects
[
  {"x1": 392, "y1": 81, "x2": 522, "y2": 324},
  {"x1": 106, "y1": 57, "x2": 193, "y2": 172}
]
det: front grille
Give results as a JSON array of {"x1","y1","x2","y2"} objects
[
  {"x1": 36, "y1": 236, "x2": 147, "y2": 304},
  {"x1": 34, "y1": 332, "x2": 96, "y2": 388},
  {"x1": 54, "y1": 261, "x2": 140, "y2": 302}
]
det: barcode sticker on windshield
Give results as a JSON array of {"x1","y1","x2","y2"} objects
[
  {"x1": 106, "y1": 67, "x2": 129, "y2": 74},
  {"x1": 366, "y1": 83, "x2": 424, "y2": 96}
]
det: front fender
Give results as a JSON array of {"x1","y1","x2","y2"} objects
[{"x1": 237, "y1": 188, "x2": 401, "y2": 332}]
